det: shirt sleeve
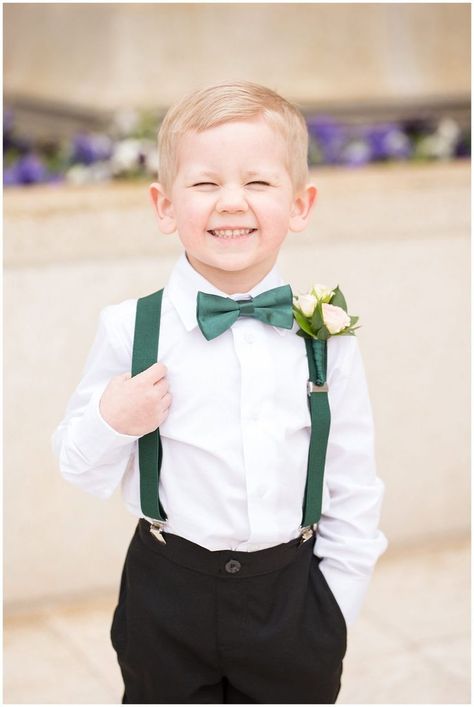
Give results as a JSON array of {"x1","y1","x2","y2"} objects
[
  {"x1": 51, "y1": 301, "x2": 140, "y2": 499},
  {"x1": 314, "y1": 335, "x2": 388, "y2": 626}
]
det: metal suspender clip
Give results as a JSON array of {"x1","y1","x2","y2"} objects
[
  {"x1": 307, "y1": 380, "x2": 328, "y2": 395},
  {"x1": 298, "y1": 523, "x2": 317, "y2": 545},
  {"x1": 150, "y1": 520, "x2": 167, "y2": 544}
]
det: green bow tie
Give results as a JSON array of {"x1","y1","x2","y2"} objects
[{"x1": 196, "y1": 285, "x2": 294, "y2": 341}]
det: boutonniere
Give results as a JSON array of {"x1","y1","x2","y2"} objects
[{"x1": 292, "y1": 284, "x2": 360, "y2": 340}]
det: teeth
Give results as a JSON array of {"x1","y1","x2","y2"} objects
[{"x1": 211, "y1": 228, "x2": 254, "y2": 238}]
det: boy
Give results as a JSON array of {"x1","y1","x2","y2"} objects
[{"x1": 52, "y1": 80, "x2": 387, "y2": 704}]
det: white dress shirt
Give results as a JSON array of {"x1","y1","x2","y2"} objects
[{"x1": 52, "y1": 252, "x2": 387, "y2": 625}]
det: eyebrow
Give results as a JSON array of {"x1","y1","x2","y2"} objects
[{"x1": 187, "y1": 170, "x2": 279, "y2": 180}]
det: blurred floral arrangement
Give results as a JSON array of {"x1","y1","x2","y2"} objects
[{"x1": 3, "y1": 106, "x2": 470, "y2": 187}]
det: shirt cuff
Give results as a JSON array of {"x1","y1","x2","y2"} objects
[
  {"x1": 317, "y1": 560, "x2": 372, "y2": 627},
  {"x1": 73, "y1": 388, "x2": 140, "y2": 465}
]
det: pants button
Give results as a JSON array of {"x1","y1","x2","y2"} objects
[{"x1": 225, "y1": 559, "x2": 242, "y2": 574}]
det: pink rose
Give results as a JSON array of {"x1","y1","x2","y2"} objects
[{"x1": 322, "y1": 303, "x2": 351, "y2": 334}]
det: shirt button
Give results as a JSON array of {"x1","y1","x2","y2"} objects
[
  {"x1": 225, "y1": 559, "x2": 242, "y2": 574},
  {"x1": 244, "y1": 332, "x2": 254, "y2": 344}
]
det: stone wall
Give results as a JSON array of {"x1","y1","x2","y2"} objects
[{"x1": 5, "y1": 4, "x2": 470, "y2": 112}]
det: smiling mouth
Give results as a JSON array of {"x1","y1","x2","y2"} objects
[{"x1": 208, "y1": 228, "x2": 257, "y2": 239}]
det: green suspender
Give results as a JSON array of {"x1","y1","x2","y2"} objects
[
  {"x1": 131, "y1": 289, "x2": 331, "y2": 529},
  {"x1": 302, "y1": 338, "x2": 331, "y2": 527},
  {"x1": 131, "y1": 289, "x2": 167, "y2": 522}
]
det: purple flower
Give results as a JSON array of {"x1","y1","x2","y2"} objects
[
  {"x1": 364, "y1": 123, "x2": 412, "y2": 160},
  {"x1": 340, "y1": 139, "x2": 372, "y2": 167},
  {"x1": 455, "y1": 132, "x2": 471, "y2": 157},
  {"x1": 45, "y1": 172, "x2": 65, "y2": 185},
  {"x1": 16, "y1": 153, "x2": 48, "y2": 184},
  {"x1": 306, "y1": 116, "x2": 346, "y2": 165},
  {"x1": 72, "y1": 133, "x2": 113, "y2": 165},
  {"x1": 3, "y1": 163, "x2": 21, "y2": 186}
]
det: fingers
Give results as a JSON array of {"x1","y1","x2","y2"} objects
[
  {"x1": 133, "y1": 365, "x2": 170, "y2": 406},
  {"x1": 154, "y1": 377, "x2": 169, "y2": 396},
  {"x1": 134, "y1": 361, "x2": 167, "y2": 384},
  {"x1": 161, "y1": 391, "x2": 172, "y2": 411}
]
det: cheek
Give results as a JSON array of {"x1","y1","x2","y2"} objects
[
  {"x1": 176, "y1": 198, "x2": 211, "y2": 229},
  {"x1": 256, "y1": 193, "x2": 292, "y2": 218},
  {"x1": 261, "y1": 202, "x2": 292, "y2": 231}
]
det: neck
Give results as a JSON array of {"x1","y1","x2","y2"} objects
[{"x1": 186, "y1": 254, "x2": 277, "y2": 295}]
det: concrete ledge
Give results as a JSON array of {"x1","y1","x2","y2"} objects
[{"x1": 4, "y1": 161, "x2": 470, "y2": 267}]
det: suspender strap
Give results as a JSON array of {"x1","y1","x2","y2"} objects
[
  {"x1": 302, "y1": 337, "x2": 331, "y2": 526},
  {"x1": 131, "y1": 289, "x2": 167, "y2": 521}
]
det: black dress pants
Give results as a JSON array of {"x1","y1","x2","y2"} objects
[{"x1": 110, "y1": 519, "x2": 347, "y2": 704}]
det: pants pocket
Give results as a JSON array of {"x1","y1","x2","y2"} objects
[{"x1": 312, "y1": 556, "x2": 347, "y2": 636}]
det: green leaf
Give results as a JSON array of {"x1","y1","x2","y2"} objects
[
  {"x1": 344, "y1": 325, "x2": 362, "y2": 335},
  {"x1": 292, "y1": 309, "x2": 314, "y2": 337},
  {"x1": 349, "y1": 315, "x2": 359, "y2": 326},
  {"x1": 330, "y1": 286, "x2": 348, "y2": 312},
  {"x1": 311, "y1": 304, "x2": 323, "y2": 331},
  {"x1": 316, "y1": 325, "x2": 330, "y2": 341}
]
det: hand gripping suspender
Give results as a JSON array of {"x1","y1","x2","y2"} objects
[
  {"x1": 131, "y1": 289, "x2": 331, "y2": 545},
  {"x1": 131, "y1": 289, "x2": 167, "y2": 541}
]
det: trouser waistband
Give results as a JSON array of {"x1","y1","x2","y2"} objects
[{"x1": 137, "y1": 518, "x2": 316, "y2": 578}]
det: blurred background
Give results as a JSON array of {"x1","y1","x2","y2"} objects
[{"x1": 4, "y1": 3, "x2": 470, "y2": 704}]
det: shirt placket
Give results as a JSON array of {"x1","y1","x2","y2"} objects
[{"x1": 233, "y1": 320, "x2": 279, "y2": 548}]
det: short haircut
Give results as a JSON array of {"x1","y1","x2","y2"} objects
[{"x1": 157, "y1": 80, "x2": 309, "y2": 194}]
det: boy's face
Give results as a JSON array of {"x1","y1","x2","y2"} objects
[{"x1": 150, "y1": 116, "x2": 317, "y2": 292}]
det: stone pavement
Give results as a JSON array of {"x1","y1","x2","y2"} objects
[{"x1": 4, "y1": 536, "x2": 470, "y2": 704}]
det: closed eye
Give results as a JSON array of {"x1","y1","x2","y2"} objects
[{"x1": 189, "y1": 181, "x2": 270, "y2": 187}]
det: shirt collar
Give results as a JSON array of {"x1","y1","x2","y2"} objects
[{"x1": 166, "y1": 252, "x2": 296, "y2": 337}]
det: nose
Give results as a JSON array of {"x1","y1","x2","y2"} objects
[{"x1": 215, "y1": 186, "x2": 248, "y2": 213}]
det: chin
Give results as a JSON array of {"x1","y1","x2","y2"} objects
[{"x1": 209, "y1": 258, "x2": 259, "y2": 273}]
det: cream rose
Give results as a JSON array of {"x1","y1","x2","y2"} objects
[
  {"x1": 295, "y1": 293, "x2": 317, "y2": 317},
  {"x1": 322, "y1": 303, "x2": 351, "y2": 334},
  {"x1": 312, "y1": 284, "x2": 334, "y2": 302}
]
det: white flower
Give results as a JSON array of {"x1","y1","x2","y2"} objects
[
  {"x1": 437, "y1": 117, "x2": 460, "y2": 144},
  {"x1": 143, "y1": 142, "x2": 160, "y2": 176},
  {"x1": 111, "y1": 139, "x2": 142, "y2": 174},
  {"x1": 89, "y1": 160, "x2": 113, "y2": 182},
  {"x1": 295, "y1": 293, "x2": 317, "y2": 317},
  {"x1": 311, "y1": 284, "x2": 334, "y2": 302},
  {"x1": 322, "y1": 303, "x2": 350, "y2": 334}
]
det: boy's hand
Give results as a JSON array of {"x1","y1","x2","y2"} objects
[{"x1": 99, "y1": 362, "x2": 171, "y2": 436}]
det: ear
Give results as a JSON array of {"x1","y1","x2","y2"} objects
[
  {"x1": 288, "y1": 184, "x2": 318, "y2": 233},
  {"x1": 149, "y1": 182, "x2": 177, "y2": 234}
]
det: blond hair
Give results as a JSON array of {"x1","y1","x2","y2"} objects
[{"x1": 157, "y1": 80, "x2": 309, "y2": 194}]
